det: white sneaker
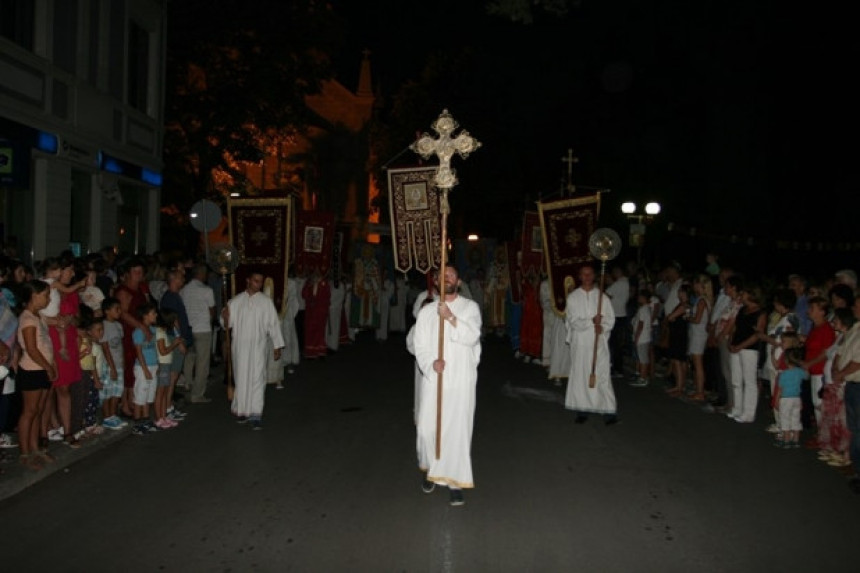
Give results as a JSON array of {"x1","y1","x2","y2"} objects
[
  {"x1": 48, "y1": 427, "x2": 65, "y2": 442},
  {"x1": 765, "y1": 423, "x2": 779, "y2": 433},
  {"x1": 0, "y1": 433, "x2": 18, "y2": 448}
]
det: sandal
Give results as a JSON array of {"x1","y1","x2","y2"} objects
[
  {"x1": 689, "y1": 393, "x2": 706, "y2": 402},
  {"x1": 19, "y1": 454, "x2": 43, "y2": 470},
  {"x1": 64, "y1": 437, "x2": 81, "y2": 449},
  {"x1": 36, "y1": 449, "x2": 55, "y2": 463}
]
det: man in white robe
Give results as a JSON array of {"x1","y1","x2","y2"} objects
[
  {"x1": 223, "y1": 272, "x2": 285, "y2": 430},
  {"x1": 326, "y1": 278, "x2": 346, "y2": 351},
  {"x1": 539, "y1": 276, "x2": 554, "y2": 367},
  {"x1": 389, "y1": 275, "x2": 408, "y2": 333},
  {"x1": 279, "y1": 277, "x2": 301, "y2": 378},
  {"x1": 413, "y1": 265, "x2": 482, "y2": 506},
  {"x1": 565, "y1": 264, "x2": 617, "y2": 424}
]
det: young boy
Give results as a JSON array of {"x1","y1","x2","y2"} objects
[
  {"x1": 132, "y1": 303, "x2": 159, "y2": 435},
  {"x1": 80, "y1": 317, "x2": 105, "y2": 436},
  {"x1": 99, "y1": 298, "x2": 127, "y2": 429},
  {"x1": 773, "y1": 347, "x2": 806, "y2": 448},
  {"x1": 629, "y1": 289, "x2": 653, "y2": 387}
]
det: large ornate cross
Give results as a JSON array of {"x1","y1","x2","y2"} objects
[
  {"x1": 411, "y1": 109, "x2": 481, "y2": 191},
  {"x1": 411, "y1": 110, "x2": 480, "y2": 460},
  {"x1": 562, "y1": 148, "x2": 578, "y2": 195}
]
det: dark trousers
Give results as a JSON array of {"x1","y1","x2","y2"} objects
[
  {"x1": 845, "y1": 383, "x2": 860, "y2": 476},
  {"x1": 610, "y1": 316, "x2": 630, "y2": 374}
]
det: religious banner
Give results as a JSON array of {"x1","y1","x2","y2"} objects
[
  {"x1": 537, "y1": 193, "x2": 601, "y2": 315},
  {"x1": 227, "y1": 196, "x2": 292, "y2": 316},
  {"x1": 505, "y1": 240, "x2": 522, "y2": 304},
  {"x1": 520, "y1": 211, "x2": 544, "y2": 277},
  {"x1": 453, "y1": 238, "x2": 496, "y2": 282},
  {"x1": 295, "y1": 210, "x2": 336, "y2": 275},
  {"x1": 387, "y1": 166, "x2": 442, "y2": 274},
  {"x1": 350, "y1": 241, "x2": 383, "y2": 329}
]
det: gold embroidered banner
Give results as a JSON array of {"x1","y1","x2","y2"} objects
[
  {"x1": 537, "y1": 193, "x2": 601, "y2": 315},
  {"x1": 227, "y1": 196, "x2": 292, "y2": 316},
  {"x1": 387, "y1": 166, "x2": 441, "y2": 274}
]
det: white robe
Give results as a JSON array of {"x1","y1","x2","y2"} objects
[
  {"x1": 548, "y1": 313, "x2": 570, "y2": 380},
  {"x1": 414, "y1": 295, "x2": 482, "y2": 488},
  {"x1": 406, "y1": 325, "x2": 421, "y2": 425},
  {"x1": 539, "y1": 279, "x2": 554, "y2": 366},
  {"x1": 389, "y1": 277, "x2": 408, "y2": 333},
  {"x1": 564, "y1": 287, "x2": 616, "y2": 414},
  {"x1": 266, "y1": 279, "x2": 300, "y2": 383},
  {"x1": 226, "y1": 291, "x2": 285, "y2": 417},
  {"x1": 376, "y1": 279, "x2": 394, "y2": 340},
  {"x1": 326, "y1": 282, "x2": 346, "y2": 350}
]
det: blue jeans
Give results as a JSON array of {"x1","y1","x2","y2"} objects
[{"x1": 844, "y1": 383, "x2": 860, "y2": 477}]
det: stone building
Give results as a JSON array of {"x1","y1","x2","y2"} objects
[{"x1": 0, "y1": 0, "x2": 166, "y2": 262}]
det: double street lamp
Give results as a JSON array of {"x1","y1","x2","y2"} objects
[{"x1": 621, "y1": 201, "x2": 661, "y2": 266}]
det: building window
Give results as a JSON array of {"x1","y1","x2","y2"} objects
[
  {"x1": 0, "y1": 0, "x2": 35, "y2": 51},
  {"x1": 53, "y1": 0, "x2": 78, "y2": 74},
  {"x1": 127, "y1": 21, "x2": 150, "y2": 113}
]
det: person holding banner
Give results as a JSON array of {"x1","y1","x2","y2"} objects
[
  {"x1": 413, "y1": 265, "x2": 482, "y2": 506},
  {"x1": 565, "y1": 264, "x2": 618, "y2": 425}
]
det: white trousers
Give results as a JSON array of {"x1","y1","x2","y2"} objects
[
  {"x1": 730, "y1": 349, "x2": 759, "y2": 422},
  {"x1": 810, "y1": 374, "x2": 823, "y2": 425}
]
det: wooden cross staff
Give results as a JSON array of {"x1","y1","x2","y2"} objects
[{"x1": 411, "y1": 109, "x2": 481, "y2": 459}]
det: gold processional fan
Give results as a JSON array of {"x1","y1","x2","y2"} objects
[
  {"x1": 207, "y1": 244, "x2": 240, "y2": 400},
  {"x1": 587, "y1": 228, "x2": 622, "y2": 387}
]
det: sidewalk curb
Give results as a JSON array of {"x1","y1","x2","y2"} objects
[{"x1": 0, "y1": 426, "x2": 131, "y2": 503}]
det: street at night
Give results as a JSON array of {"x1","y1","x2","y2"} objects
[{"x1": 2, "y1": 332, "x2": 857, "y2": 572}]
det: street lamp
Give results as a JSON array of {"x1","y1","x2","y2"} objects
[{"x1": 621, "y1": 201, "x2": 661, "y2": 266}]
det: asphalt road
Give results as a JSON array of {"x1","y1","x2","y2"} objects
[{"x1": 1, "y1": 330, "x2": 858, "y2": 572}]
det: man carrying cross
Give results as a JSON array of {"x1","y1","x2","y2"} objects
[{"x1": 413, "y1": 264, "x2": 482, "y2": 506}]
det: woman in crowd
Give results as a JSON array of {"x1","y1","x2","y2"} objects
[
  {"x1": 818, "y1": 307, "x2": 855, "y2": 467},
  {"x1": 665, "y1": 283, "x2": 692, "y2": 397},
  {"x1": 728, "y1": 284, "x2": 767, "y2": 423},
  {"x1": 16, "y1": 280, "x2": 57, "y2": 469},
  {"x1": 687, "y1": 275, "x2": 713, "y2": 401}
]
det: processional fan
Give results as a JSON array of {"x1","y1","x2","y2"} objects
[
  {"x1": 207, "y1": 244, "x2": 240, "y2": 400},
  {"x1": 587, "y1": 227, "x2": 622, "y2": 388}
]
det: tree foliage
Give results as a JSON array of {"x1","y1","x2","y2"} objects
[{"x1": 163, "y1": 0, "x2": 344, "y2": 205}]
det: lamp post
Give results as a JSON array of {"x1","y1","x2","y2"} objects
[{"x1": 621, "y1": 201, "x2": 661, "y2": 267}]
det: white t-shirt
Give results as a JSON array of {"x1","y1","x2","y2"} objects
[
  {"x1": 100, "y1": 319, "x2": 124, "y2": 369},
  {"x1": 606, "y1": 276, "x2": 629, "y2": 318},
  {"x1": 39, "y1": 277, "x2": 61, "y2": 318},
  {"x1": 180, "y1": 279, "x2": 215, "y2": 333},
  {"x1": 634, "y1": 305, "x2": 652, "y2": 344}
]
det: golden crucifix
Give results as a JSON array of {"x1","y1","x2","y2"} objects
[{"x1": 411, "y1": 109, "x2": 480, "y2": 459}]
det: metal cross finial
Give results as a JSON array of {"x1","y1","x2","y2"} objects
[
  {"x1": 562, "y1": 148, "x2": 579, "y2": 195},
  {"x1": 411, "y1": 109, "x2": 481, "y2": 190}
]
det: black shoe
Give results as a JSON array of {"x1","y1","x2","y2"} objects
[
  {"x1": 449, "y1": 489, "x2": 465, "y2": 506},
  {"x1": 422, "y1": 478, "x2": 436, "y2": 494},
  {"x1": 575, "y1": 415, "x2": 588, "y2": 424},
  {"x1": 250, "y1": 420, "x2": 263, "y2": 431},
  {"x1": 604, "y1": 415, "x2": 619, "y2": 426}
]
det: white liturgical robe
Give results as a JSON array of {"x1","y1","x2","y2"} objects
[
  {"x1": 564, "y1": 286, "x2": 616, "y2": 414},
  {"x1": 227, "y1": 290, "x2": 285, "y2": 417},
  {"x1": 413, "y1": 295, "x2": 482, "y2": 489}
]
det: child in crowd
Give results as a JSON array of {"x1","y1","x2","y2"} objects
[
  {"x1": 154, "y1": 310, "x2": 185, "y2": 429},
  {"x1": 39, "y1": 258, "x2": 86, "y2": 362},
  {"x1": 629, "y1": 289, "x2": 653, "y2": 387},
  {"x1": 768, "y1": 331, "x2": 800, "y2": 439},
  {"x1": 759, "y1": 288, "x2": 799, "y2": 434},
  {"x1": 79, "y1": 316, "x2": 105, "y2": 437},
  {"x1": 99, "y1": 297, "x2": 127, "y2": 429},
  {"x1": 79, "y1": 269, "x2": 105, "y2": 318},
  {"x1": 132, "y1": 303, "x2": 159, "y2": 435},
  {"x1": 772, "y1": 347, "x2": 806, "y2": 449}
]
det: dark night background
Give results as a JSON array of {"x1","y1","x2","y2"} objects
[
  {"x1": 167, "y1": 0, "x2": 846, "y2": 279},
  {"x1": 324, "y1": 0, "x2": 847, "y2": 278}
]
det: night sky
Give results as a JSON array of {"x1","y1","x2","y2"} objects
[{"x1": 327, "y1": 1, "x2": 842, "y2": 275}]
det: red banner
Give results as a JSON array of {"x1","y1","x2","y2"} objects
[
  {"x1": 295, "y1": 210, "x2": 336, "y2": 276},
  {"x1": 520, "y1": 211, "x2": 543, "y2": 277},
  {"x1": 227, "y1": 196, "x2": 292, "y2": 316},
  {"x1": 537, "y1": 194, "x2": 601, "y2": 314}
]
